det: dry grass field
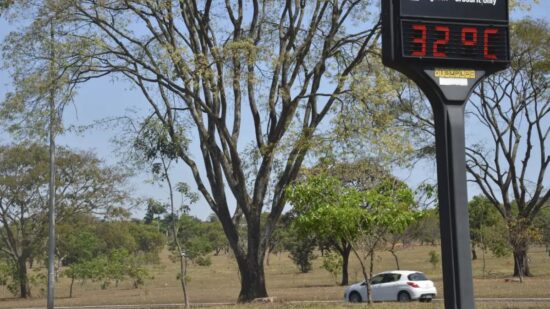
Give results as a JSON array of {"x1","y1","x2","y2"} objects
[{"x1": 0, "y1": 245, "x2": 549, "y2": 308}]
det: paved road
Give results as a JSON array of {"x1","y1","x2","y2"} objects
[{"x1": 13, "y1": 298, "x2": 550, "y2": 309}]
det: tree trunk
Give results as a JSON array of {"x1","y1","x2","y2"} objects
[
  {"x1": 56, "y1": 256, "x2": 64, "y2": 282},
  {"x1": 235, "y1": 215, "x2": 268, "y2": 302},
  {"x1": 390, "y1": 249, "x2": 400, "y2": 270},
  {"x1": 69, "y1": 275, "x2": 75, "y2": 298},
  {"x1": 340, "y1": 246, "x2": 351, "y2": 286},
  {"x1": 482, "y1": 247, "x2": 487, "y2": 279},
  {"x1": 350, "y1": 246, "x2": 372, "y2": 304},
  {"x1": 163, "y1": 158, "x2": 189, "y2": 308},
  {"x1": 17, "y1": 256, "x2": 30, "y2": 298},
  {"x1": 369, "y1": 250, "x2": 375, "y2": 279},
  {"x1": 508, "y1": 220, "x2": 532, "y2": 278},
  {"x1": 236, "y1": 255, "x2": 268, "y2": 302},
  {"x1": 513, "y1": 249, "x2": 531, "y2": 277},
  {"x1": 264, "y1": 248, "x2": 271, "y2": 267},
  {"x1": 472, "y1": 248, "x2": 478, "y2": 260},
  {"x1": 178, "y1": 254, "x2": 189, "y2": 308},
  {"x1": 389, "y1": 241, "x2": 400, "y2": 270}
]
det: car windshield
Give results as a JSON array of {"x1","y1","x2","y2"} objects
[{"x1": 408, "y1": 272, "x2": 428, "y2": 281}]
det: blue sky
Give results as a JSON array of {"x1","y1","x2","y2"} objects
[{"x1": 0, "y1": 1, "x2": 548, "y2": 220}]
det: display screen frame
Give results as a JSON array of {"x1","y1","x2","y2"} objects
[
  {"x1": 400, "y1": 19, "x2": 510, "y2": 64},
  {"x1": 382, "y1": 0, "x2": 511, "y2": 71}
]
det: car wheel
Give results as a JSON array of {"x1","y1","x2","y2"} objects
[
  {"x1": 424, "y1": 298, "x2": 433, "y2": 303},
  {"x1": 349, "y1": 291, "x2": 362, "y2": 303},
  {"x1": 398, "y1": 291, "x2": 411, "y2": 302}
]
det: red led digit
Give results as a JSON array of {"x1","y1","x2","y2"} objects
[
  {"x1": 411, "y1": 24, "x2": 427, "y2": 57},
  {"x1": 484, "y1": 28, "x2": 498, "y2": 60},
  {"x1": 461, "y1": 27, "x2": 478, "y2": 46},
  {"x1": 433, "y1": 25, "x2": 450, "y2": 57}
]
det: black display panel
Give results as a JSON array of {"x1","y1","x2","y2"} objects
[
  {"x1": 401, "y1": 20, "x2": 509, "y2": 62},
  {"x1": 400, "y1": 0, "x2": 508, "y2": 22},
  {"x1": 382, "y1": 0, "x2": 510, "y2": 72}
]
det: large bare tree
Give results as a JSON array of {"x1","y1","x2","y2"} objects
[
  {"x1": 377, "y1": 19, "x2": 549, "y2": 277},
  {"x1": 466, "y1": 19, "x2": 549, "y2": 277},
  {"x1": 23, "y1": 0, "x2": 381, "y2": 301}
]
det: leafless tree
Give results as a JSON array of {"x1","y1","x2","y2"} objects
[{"x1": 466, "y1": 20, "x2": 549, "y2": 277}]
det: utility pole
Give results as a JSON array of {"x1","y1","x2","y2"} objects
[{"x1": 47, "y1": 19, "x2": 57, "y2": 309}]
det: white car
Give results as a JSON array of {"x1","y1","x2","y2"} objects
[{"x1": 344, "y1": 270, "x2": 437, "y2": 303}]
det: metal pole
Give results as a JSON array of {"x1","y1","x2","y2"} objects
[
  {"x1": 47, "y1": 20, "x2": 57, "y2": 309},
  {"x1": 432, "y1": 102, "x2": 476, "y2": 309}
]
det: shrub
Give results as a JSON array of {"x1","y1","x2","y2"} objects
[
  {"x1": 288, "y1": 235, "x2": 317, "y2": 273},
  {"x1": 428, "y1": 250, "x2": 439, "y2": 269},
  {"x1": 321, "y1": 251, "x2": 343, "y2": 284}
]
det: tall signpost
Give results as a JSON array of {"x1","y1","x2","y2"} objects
[{"x1": 381, "y1": 1, "x2": 510, "y2": 308}]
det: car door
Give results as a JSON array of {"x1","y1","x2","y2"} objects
[
  {"x1": 370, "y1": 274, "x2": 385, "y2": 301},
  {"x1": 382, "y1": 273, "x2": 402, "y2": 300},
  {"x1": 375, "y1": 273, "x2": 402, "y2": 301}
]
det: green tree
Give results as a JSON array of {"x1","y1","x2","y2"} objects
[
  {"x1": 288, "y1": 175, "x2": 418, "y2": 304},
  {"x1": 352, "y1": 178, "x2": 418, "y2": 302},
  {"x1": 0, "y1": 261, "x2": 14, "y2": 296},
  {"x1": 294, "y1": 158, "x2": 394, "y2": 285},
  {"x1": 428, "y1": 250, "x2": 439, "y2": 270},
  {"x1": 59, "y1": 219, "x2": 163, "y2": 297},
  {"x1": 287, "y1": 175, "x2": 366, "y2": 285},
  {"x1": 126, "y1": 115, "x2": 196, "y2": 307},
  {"x1": 534, "y1": 207, "x2": 550, "y2": 256},
  {"x1": 469, "y1": 196, "x2": 510, "y2": 263},
  {"x1": 407, "y1": 208, "x2": 440, "y2": 246},
  {"x1": 103, "y1": 249, "x2": 133, "y2": 288},
  {"x1": 176, "y1": 214, "x2": 215, "y2": 261},
  {"x1": 62, "y1": 258, "x2": 103, "y2": 298},
  {"x1": 94, "y1": 222, "x2": 137, "y2": 254},
  {"x1": 144, "y1": 199, "x2": 167, "y2": 231},
  {"x1": 0, "y1": 144, "x2": 129, "y2": 298},
  {"x1": 57, "y1": 225, "x2": 102, "y2": 298},
  {"x1": 203, "y1": 215, "x2": 230, "y2": 256},
  {"x1": 127, "y1": 222, "x2": 166, "y2": 263},
  {"x1": 321, "y1": 251, "x2": 343, "y2": 284},
  {"x1": 286, "y1": 233, "x2": 317, "y2": 274},
  {"x1": 263, "y1": 212, "x2": 293, "y2": 266}
]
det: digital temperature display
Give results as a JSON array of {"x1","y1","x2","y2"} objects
[
  {"x1": 401, "y1": 21, "x2": 509, "y2": 62},
  {"x1": 382, "y1": 0, "x2": 510, "y2": 71}
]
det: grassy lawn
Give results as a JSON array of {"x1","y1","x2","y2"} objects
[{"x1": 0, "y1": 245, "x2": 549, "y2": 308}]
